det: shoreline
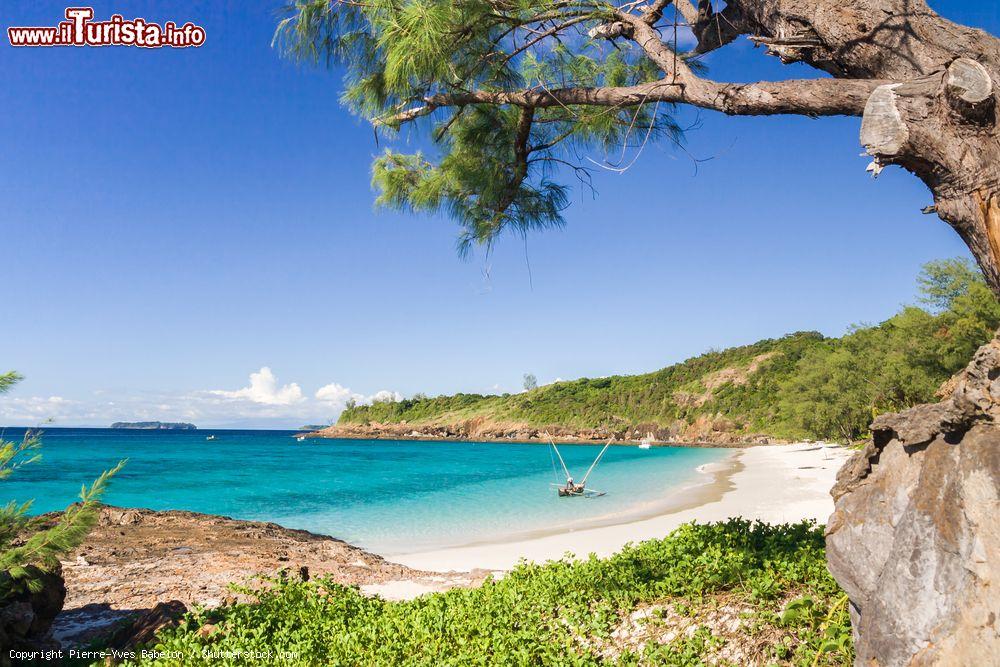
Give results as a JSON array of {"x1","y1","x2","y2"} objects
[
  {"x1": 379, "y1": 450, "x2": 745, "y2": 557},
  {"x1": 305, "y1": 424, "x2": 791, "y2": 447},
  {"x1": 304, "y1": 432, "x2": 775, "y2": 448},
  {"x1": 388, "y1": 442, "x2": 852, "y2": 572}
]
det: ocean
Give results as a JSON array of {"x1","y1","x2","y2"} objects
[{"x1": 0, "y1": 427, "x2": 730, "y2": 555}]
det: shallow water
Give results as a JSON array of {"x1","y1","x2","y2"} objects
[{"x1": 0, "y1": 428, "x2": 729, "y2": 554}]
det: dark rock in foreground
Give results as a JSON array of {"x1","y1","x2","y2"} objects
[
  {"x1": 0, "y1": 565, "x2": 66, "y2": 667},
  {"x1": 827, "y1": 333, "x2": 1000, "y2": 665},
  {"x1": 0, "y1": 565, "x2": 65, "y2": 663}
]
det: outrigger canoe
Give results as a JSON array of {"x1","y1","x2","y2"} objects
[{"x1": 547, "y1": 435, "x2": 612, "y2": 498}]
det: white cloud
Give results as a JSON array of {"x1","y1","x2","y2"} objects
[
  {"x1": 210, "y1": 367, "x2": 304, "y2": 405},
  {"x1": 316, "y1": 384, "x2": 402, "y2": 407},
  {"x1": 0, "y1": 368, "x2": 401, "y2": 429},
  {"x1": 315, "y1": 383, "x2": 363, "y2": 406},
  {"x1": 0, "y1": 396, "x2": 78, "y2": 425},
  {"x1": 367, "y1": 389, "x2": 402, "y2": 404}
]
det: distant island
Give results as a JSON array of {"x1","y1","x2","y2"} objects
[{"x1": 110, "y1": 422, "x2": 197, "y2": 430}]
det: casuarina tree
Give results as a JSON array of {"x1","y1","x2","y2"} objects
[{"x1": 276, "y1": 0, "x2": 1000, "y2": 294}]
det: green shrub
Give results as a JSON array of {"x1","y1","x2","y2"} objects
[
  {"x1": 0, "y1": 371, "x2": 124, "y2": 597},
  {"x1": 129, "y1": 520, "x2": 852, "y2": 666}
]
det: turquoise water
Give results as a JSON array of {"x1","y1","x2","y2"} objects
[{"x1": 0, "y1": 428, "x2": 729, "y2": 554}]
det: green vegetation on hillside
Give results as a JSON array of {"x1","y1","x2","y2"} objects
[
  {"x1": 132, "y1": 520, "x2": 851, "y2": 666},
  {"x1": 340, "y1": 259, "x2": 1000, "y2": 443},
  {"x1": 343, "y1": 332, "x2": 825, "y2": 438}
]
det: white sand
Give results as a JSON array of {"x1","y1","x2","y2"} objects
[
  {"x1": 389, "y1": 443, "x2": 852, "y2": 573},
  {"x1": 361, "y1": 580, "x2": 443, "y2": 599}
]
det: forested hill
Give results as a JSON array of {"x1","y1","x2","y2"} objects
[
  {"x1": 340, "y1": 333, "x2": 824, "y2": 443},
  {"x1": 335, "y1": 260, "x2": 1000, "y2": 444}
]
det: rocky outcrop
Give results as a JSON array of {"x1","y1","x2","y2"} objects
[
  {"x1": 0, "y1": 565, "x2": 66, "y2": 661},
  {"x1": 310, "y1": 420, "x2": 782, "y2": 446},
  {"x1": 826, "y1": 333, "x2": 1000, "y2": 665},
  {"x1": 53, "y1": 506, "x2": 484, "y2": 647}
]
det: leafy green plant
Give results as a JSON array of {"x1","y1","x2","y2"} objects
[
  {"x1": 126, "y1": 520, "x2": 852, "y2": 666},
  {"x1": 657, "y1": 626, "x2": 726, "y2": 666},
  {"x1": 779, "y1": 594, "x2": 852, "y2": 666}
]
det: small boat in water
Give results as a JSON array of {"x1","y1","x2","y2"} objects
[
  {"x1": 547, "y1": 435, "x2": 611, "y2": 498},
  {"x1": 638, "y1": 432, "x2": 655, "y2": 449},
  {"x1": 296, "y1": 436, "x2": 306, "y2": 442},
  {"x1": 206, "y1": 435, "x2": 217, "y2": 441}
]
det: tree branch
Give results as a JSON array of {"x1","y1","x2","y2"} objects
[
  {"x1": 496, "y1": 106, "x2": 536, "y2": 214},
  {"x1": 672, "y1": 0, "x2": 698, "y2": 26},
  {"x1": 636, "y1": 0, "x2": 673, "y2": 26},
  {"x1": 382, "y1": 76, "x2": 888, "y2": 126}
]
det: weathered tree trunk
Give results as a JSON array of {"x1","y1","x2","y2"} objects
[
  {"x1": 826, "y1": 333, "x2": 1000, "y2": 665},
  {"x1": 719, "y1": 0, "x2": 1000, "y2": 294},
  {"x1": 858, "y1": 62, "x2": 1000, "y2": 292}
]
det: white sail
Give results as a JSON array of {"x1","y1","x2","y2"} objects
[
  {"x1": 546, "y1": 433, "x2": 572, "y2": 480},
  {"x1": 581, "y1": 438, "x2": 613, "y2": 485}
]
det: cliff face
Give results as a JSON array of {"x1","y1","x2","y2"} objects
[{"x1": 826, "y1": 333, "x2": 1000, "y2": 665}]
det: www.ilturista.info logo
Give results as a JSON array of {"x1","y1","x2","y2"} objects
[{"x1": 7, "y1": 7, "x2": 206, "y2": 48}]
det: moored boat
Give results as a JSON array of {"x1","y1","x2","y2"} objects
[{"x1": 548, "y1": 435, "x2": 611, "y2": 498}]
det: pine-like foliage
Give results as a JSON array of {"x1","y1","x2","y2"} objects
[
  {"x1": 0, "y1": 374, "x2": 125, "y2": 597},
  {"x1": 274, "y1": 0, "x2": 684, "y2": 253},
  {"x1": 0, "y1": 372, "x2": 22, "y2": 396}
]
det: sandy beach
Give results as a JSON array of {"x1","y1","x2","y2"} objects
[{"x1": 389, "y1": 443, "x2": 852, "y2": 573}]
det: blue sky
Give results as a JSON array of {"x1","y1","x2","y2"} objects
[{"x1": 1, "y1": 1, "x2": 995, "y2": 428}]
